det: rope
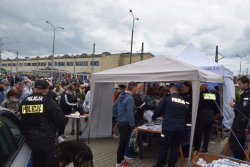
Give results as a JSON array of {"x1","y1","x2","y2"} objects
[
  {"x1": 202, "y1": 81, "x2": 250, "y2": 122},
  {"x1": 201, "y1": 81, "x2": 250, "y2": 160}
]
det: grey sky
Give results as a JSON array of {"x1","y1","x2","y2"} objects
[{"x1": 0, "y1": 0, "x2": 250, "y2": 75}]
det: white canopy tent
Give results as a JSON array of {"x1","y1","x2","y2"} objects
[
  {"x1": 86, "y1": 56, "x2": 223, "y2": 165},
  {"x1": 176, "y1": 43, "x2": 235, "y2": 129}
]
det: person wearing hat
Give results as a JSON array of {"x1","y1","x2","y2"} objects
[
  {"x1": 1, "y1": 78, "x2": 11, "y2": 98},
  {"x1": 19, "y1": 79, "x2": 66, "y2": 167},
  {"x1": 152, "y1": 84, "x2": 188, "y2": 167}
]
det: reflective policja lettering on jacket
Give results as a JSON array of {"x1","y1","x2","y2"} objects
[
  {"x1": 203, "y1": 93, "x2": 216, "y2": 100},
  {"x1": 26, "y1": 96, "x2": 43, "y2": 101},
  {"x1": 171, "y1": 97, "x2": 185, "y2": 104},
  {"x1": 243, "y1": 97, "x2": 249, "y2": 107},
  {"x1": 22, "y1": 104, "x2": 44, "y2": 114}
]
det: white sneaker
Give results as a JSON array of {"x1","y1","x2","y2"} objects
[
  {"x1": 63, "y1": 134, "x2": 70, "y2": 138},
  {"x1": 57, "y1": 136, "x2": 65, "y2": 143},
  {"x1": 115, "y1": 163, "x2": 121, "y2": 167}
]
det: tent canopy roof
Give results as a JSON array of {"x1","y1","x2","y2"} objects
[
  {"x1": 176, "y1": 43, "x2": 233, "y2": 78},
  {"x1": 176, "y1": 43, "x2": 221, "y2": 67},
  {"x1": 92, "y1": 56, "x2": 223, "y2": 83}
]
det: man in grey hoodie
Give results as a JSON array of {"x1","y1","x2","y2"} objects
[{"x1": 112, "y1": 82, "x2": 137, "y2": 167}]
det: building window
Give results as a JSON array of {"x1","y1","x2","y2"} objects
[
  {"x1": 58, "y1": 62, "x2": 65, "y2": 66},
  {"x1": 12, "y1": 63, "x2": 16, "y2": 66},
  {"x1": 32, "y1": 63, "x2": 37, "y2": 66},
  {"x1": 8, "y1": 63, "x2": 12, "y2": 66},
  {"x1": 27, "y1": 63, "x2": 31, "y2": 66},
  {"x1": 83, "y1": 61, "x2": 88, "y2": 66},
  {"x1": 40, "y1": 62, "x2": 46, "y2": 66},
  {"x1": 19, "y1": 63, "x2": 23, "y2": 66},
  {"x1": 48, "y1": 62, "x2": 52, "y2": 66},
  {"x1": 67, "y1": 62, "x2": 74, "y2": 66},
  {"x1": 75, "y1": 61, "x2": 88, "y2": 66},
  {"x1": 2, "y1": 64, "x2": 7, "y2": 66},
  {"x1": 90, "y1": 61, "x2": 99, "y2": 66},
  {"x1": 76, "y1": 61, "x2": 82, "y2": 66}
]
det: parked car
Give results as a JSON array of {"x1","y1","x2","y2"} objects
[{"x1": 0, "y1": 107, "x2": 32, "y2": 167}]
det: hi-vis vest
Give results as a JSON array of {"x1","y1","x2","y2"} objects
[
  {"x1": 203, "y1": 93, "x2": 216, "y2": 101},
  {"x1": 20, "y1": 94, "x2": 49, "y2": 128}
]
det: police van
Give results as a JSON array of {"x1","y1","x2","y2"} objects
[{"x1": 0, "y1": 107, "x2": 32, "y2": 167}]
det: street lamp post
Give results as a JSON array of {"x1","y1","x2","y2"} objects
[
  {"x1": 236, "y1": 54, "x2": 247, "y2": 76},
  {"x1": 46, "y1": 21, "x2": 64, "y2": 79},
  {"x1": 129, "y1": 10, "x2": 139, "y2": 64}
]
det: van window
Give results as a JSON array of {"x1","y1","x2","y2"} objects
[
  {"x1": 3, "y1": 116, "x2": 22, "y2": 144},
  {"x1": 0, "y1": 120, "x2": 18, "y2": 166}
]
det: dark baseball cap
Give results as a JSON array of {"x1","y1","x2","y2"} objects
[
  {"x1": 34, "y1": 80, "x2": 49, "y2": 89},
  {"x1": 169, "y1": 83, "x2": 182, "y2": 92}
]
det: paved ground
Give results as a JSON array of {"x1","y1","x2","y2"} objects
[{"x1": 64, "y1": 119, "x2": 227, "y2": 167}]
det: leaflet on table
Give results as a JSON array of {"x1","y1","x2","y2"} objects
[
  {"x1": 138, "y1": 124, "x2": 162, "y2": 131},
  {"x1": 196, "y1": 158, "x2": 250, "y2": 167},
  {"x1": 70, "y1": 112, "x2": 80, "y2": 117}
]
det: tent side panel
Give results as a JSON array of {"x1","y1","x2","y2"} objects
[
  {"x1": 188, "y1": 81, "x2": 200, "y2": 166},
  {"x1": 83, "y1": 82, "x2": 114, "y2": 138},
  {"x1": 223, "y1": 77, "x2": 235, "y2": 129}
]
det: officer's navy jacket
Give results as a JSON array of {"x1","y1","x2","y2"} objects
[
  {"x1": 197, "y1": 90, "x2": 218, "y2": 122},
  {"x1": 152, "y1": 93, "x2": 187, "y2": 132},
  {"x1": 232, "y1": 87, "x2": 250, "y2": 131},
  {"x1": 20, "y1": 93, "x2": 66, "y2": 143}
]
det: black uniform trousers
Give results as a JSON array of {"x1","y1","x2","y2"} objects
[
  {"x1": 117, "y1": 124, "x2": 132, "y2": 163},
  {"x1": 27, "y1": 140, "x2": 58, "y2": 167},
  {"x1": 156, "y1": 131, "x2": 183, "y2": 167},
  {"x1": 194, "y1": 120, "x2": 213, "y2": 152},
  {"x1": 229, "y1": 129, "x2": 246, "y2": 160}
]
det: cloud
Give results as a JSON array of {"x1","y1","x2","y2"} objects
[
  {"x1": 244, "y1": 26, "x2": 250, "y2": 40},
  {"x1": 195, "y1": 24, "x2": 223, "y2": 36},
  {"x1": 165, "y1": 25, "x2": 194, "y2": 48},
  {"x1": 0, "y1": 0, "x2": 250, "y2": 75}
]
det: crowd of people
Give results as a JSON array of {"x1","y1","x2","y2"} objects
[
  {"x1": 1, "y1": 72, "x2": 249, "y2": 167},
  {"x1": 112, "y1": 80, "x2": 224, "y2": 167},
  {"x1": 0, "y1": 74, "x2": 91, "y2": 167}
]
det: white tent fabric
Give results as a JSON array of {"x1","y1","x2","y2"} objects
[
  {"x1": 176, "y1": 43, "x2": 235, "y2": 129},
  {"x1": 86, "y1": 56, "x2": 223, "y2": 166}
]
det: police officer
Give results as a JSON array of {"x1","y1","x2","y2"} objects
[
  {"x1": 194, "y1": 83, "x2": 218, "y2": 152},
  {"x1": 152, "y1": 84, "x2": 188, "y2": 167},
  {"x1": 19, "y1": 80, "x2": 66, "y2": 167},
  {"x1": 181, "y1": 81, "x2": 192, "y2": 124},
  {"x1": 229, "y1": 76, "x2": 250, "y2": 160}
]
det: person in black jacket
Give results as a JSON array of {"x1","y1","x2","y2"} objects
[
  {"x1": 152, "y1": 84, "x2": 188, "y2": 167},
  {"x1": 181, "y1": 81, "x2": 192, "y2": 124},
  {"x1": 19, "y1": 80, "x2": 66, "y2": 167},
  {"x1": 59, "y1": 84, "x2": 80, "y2": 137},
  {"x1": 229, "y1": 76, "x2": 250, "y2": 160},
  {"x1": 194, "y1": 83, "x2": 218, "y2": 153}
]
